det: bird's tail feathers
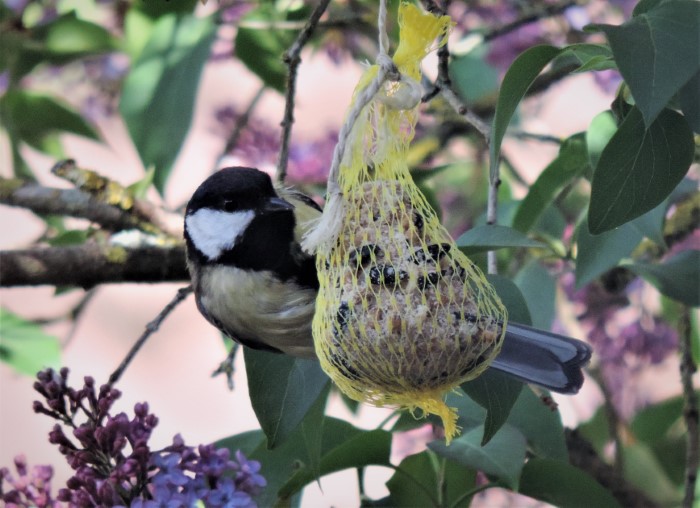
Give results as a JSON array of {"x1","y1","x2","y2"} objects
[{"x1": 490, "y1": 322, "x2": 592, "y2": 394}]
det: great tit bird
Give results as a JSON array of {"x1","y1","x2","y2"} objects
[
  {"x1": 184, "y1": 166, "x2": 321, "y2": 358},
  {"x1": 185, "y1": 167, "x2": 591, "y2": 393}
]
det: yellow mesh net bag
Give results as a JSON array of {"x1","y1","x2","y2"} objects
[{"x1": 308, "y1": 3, "x2": 507, "y2": 444}]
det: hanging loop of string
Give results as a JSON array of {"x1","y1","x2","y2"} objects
[{"x1": 302, "y1": 0, "x2": 420, "y2": 254}]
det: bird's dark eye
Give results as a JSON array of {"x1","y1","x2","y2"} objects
[{"x1": 222, "y1": 199, "x2": 237, "y2": 212}]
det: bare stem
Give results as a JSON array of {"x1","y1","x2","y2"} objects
[
  {"x1": 108, "y1": 286, "x2": 194, "y2": 386},
  {"x1": 277, "y1": 0, "x2": 332, "y2": 183}
]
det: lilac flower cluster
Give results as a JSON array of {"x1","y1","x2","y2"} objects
[
  {"x1": 129, "y1": 439, "x2": 265, "y2": 508},
  {"x1": 0, "y1": 455, "x2": 55, "y2": 507},
  {"x1": 1, "y1": 369, "x2": 265, "y2": 507},
  {"x1": 563, "y1": 275, "x2": 679, "y2": 416}
]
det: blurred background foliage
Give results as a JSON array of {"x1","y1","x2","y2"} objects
[{"x1": 0, "y1": 0, "x2": 698, "y2": 506}]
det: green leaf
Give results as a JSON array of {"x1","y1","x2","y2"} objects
[
  {"x1": 456, "y1": 225, "x2": 547, "y2": 254},
  {"x1": 235, "y1": 7, "x2": 300, "y2": 92},
  {"x1": 40, "y1": 13, "x2": 116, "y2": 57},
  {"x1": 442, "y1": 389, "x2": 487, "y2": 432},
  {"x1": 410, "y1": 164, "x2": 454, "y2": 184},
  {"x1": 119, "y1": 14, "x2": 216, "y2": 193},
  {"x1": 507, "y1": 388, "x2": 568, "y2": 461},
  {"x1": 490, "y1": 45, "x2": 562, "y2": 178},
  {"x1": 442, "y1": 386, "x2": 488, "y2": 432},
  {"x1": 429, "y1": 424, "x2": 527, "y2": 489},
  {"x1": 487, "y1": 274, "x2": 532, "y2": 324},
  {"x1": 278, "y1": 428, "x2": 391, "y2": 499},
  {"x1": 514, "y1": 261, "x2": 556, "y2": 330},
  {"x1": 387, "y1": 451, "x2": 477, "y2": 508},
  {"x1": 0, "y1": 308, "x2": 61, "y2": 376},
  {"x1": 297, "y1": 383, "x2": 330, "y2": 489},
  {"x1": 586, "y1": 110, "x2": 617, "y2": 171},
  {"x1": 243, "y1": 348, "x2": 330, "y2": 448},
  {"x1": 564, "y1": 43, "x2": 616, "y2": 72},
  {"x1": 0, "y1": 12, "x2": 116, "y2": 82},
  {"x1": 596, "y1": 0, "x2": 700, "y2": 126},
  {"x1": 461, "y1": 368, "x2": 524, "y2": 446},
  {"x1": 622, "y1": 443, "x2": 683, "y2": 505},
  {"x1": 519, "y1": 458, "x2": 622, "y2": 508},
  {"x1": 626, "y1": 250, "x2": 700, "y2": 306},
  {"x1": 630, "y1": 394, "x2": 686, "y2": 444},
  {"x1": 588, "y1": 107, "x2": 694, "y2": 234},
  {"x1": 219, "y1": 418, "x2": 368, "y2": 507},
  {"x1": 512, "y1": 133, "x2": 590, "y2": 233},
  {"x1": 132, "y1": 0, "x2": 198, "y2": 19},
  {"x1": 127, "y1": 166, "x2": 156, "y2": 199},
  {"x1": 386, "y1": 452, "x2": 440, "y2": 507},
  {"x1": 629, "y1": 197, "x2": 668, "y2": 246},
  {"x1": 391, "y1": 410, "x2": 430, "y2": 433},
  {"x1": 215, "y1": 429, "x2": 266, "y2": 458},
  {"x1": 679, "y1": 70, "x2": 700, "y2": 134},
  {"x1": 47, "y1": 229, "x2": 89, "y2": 247},
  {"x1": 449, "y1": 46, "x2": 499, "y2": 106},
  {"x1": 575, "y1": 215, "x2": 643, "y2": 288},
  {"x1": 0, "y1": 90, "x2": 99, "y2": 154}
]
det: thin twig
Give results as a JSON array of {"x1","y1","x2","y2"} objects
[
  {"x1": 216, "y1": 86, "x2": 266, "y2": 171},
  {"x1": 62, "y1": 289, "x2": 98, "y2": 349},
  {"x1": 679, "y1": 306, "x2": 699, "y2": 508},
  {"x1": 509, "y1": 130, "x2": 563, "y2": 144},
  {"x1": 108, "y1": 286, "x2": 194, "y2": 386},
  {"x1": 212, "y1": 342, "x2": 240, "y2": 390},
  {"x1": 482, "y1": 0, "x2": 578, "y2": 43},
  {"x1": 592, "y1": 367, "x2": 625, "y2": 476},
  {"x1": 277, "y1": 0, "x2": 332, "y2": 183},
  {"x1": 485, "y1": 176, "x2": 500, "y2": 274}
]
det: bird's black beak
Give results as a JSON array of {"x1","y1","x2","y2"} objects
[{"x1": 261, "y1": 196, "x2": 294, "y2": 214}]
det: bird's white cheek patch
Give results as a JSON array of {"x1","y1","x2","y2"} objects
[{"x1": 186, "y1": 208, "x2": 255, "y2": 260}]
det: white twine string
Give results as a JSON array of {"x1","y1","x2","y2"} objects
[{"x1": 302, "y1": 0, "x2": 394, "y2": 254}]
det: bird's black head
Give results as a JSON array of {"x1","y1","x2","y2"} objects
[
  {"x1": 184, "y1": 167, "x2": 296, "y2": 267},
  {"x1": 186, "y1": 166, "x2": 280, "y2": 217}
]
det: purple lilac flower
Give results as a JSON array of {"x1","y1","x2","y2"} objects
[
  {"x1": 0, "y1": 455, "x2": 55, "y2": 507},
  {"x1": 564, "y1": 6, "x2": 590, "y2": 31},
  {"x1": 592, "y1": 69, "x2": 623, "y2": 95},
  {"x1": 562, "y1": 274, "x2": 679, "y2": 417},
  {"x1": 486, "y1": 23, "x2": 547, "y2": 73},
  {"x1": 287, "y1": 132, "x2": 337, "y2": 183},
  {"x1": 220, "y1": 1, "x2": 254, "y2": 24},
  {"x1": 2, "y1": 369, "x2": 267, "y2": 507},
  {"x1": 214, "y1": 105, "x2": 280, "y2": 170},
  {"x1": 81, "y1": 53, "x2": 129, "y2": 120}
]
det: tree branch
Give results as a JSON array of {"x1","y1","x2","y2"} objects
[
  {"x1": 0, "y1": 244, "x2": 188, "y2": 288},
  {"x1": 566, "y1": 429, "x2": 660, "y2": 508},
  {"x1": 50, "y1": 159, "x2": 183, "y2": 239},
  {"x1": 277, "y1": 0, "x2": 332, "y2": 183},
  {"x1": 1, "y1": 178, "x2": 141, "y2": 232}
]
